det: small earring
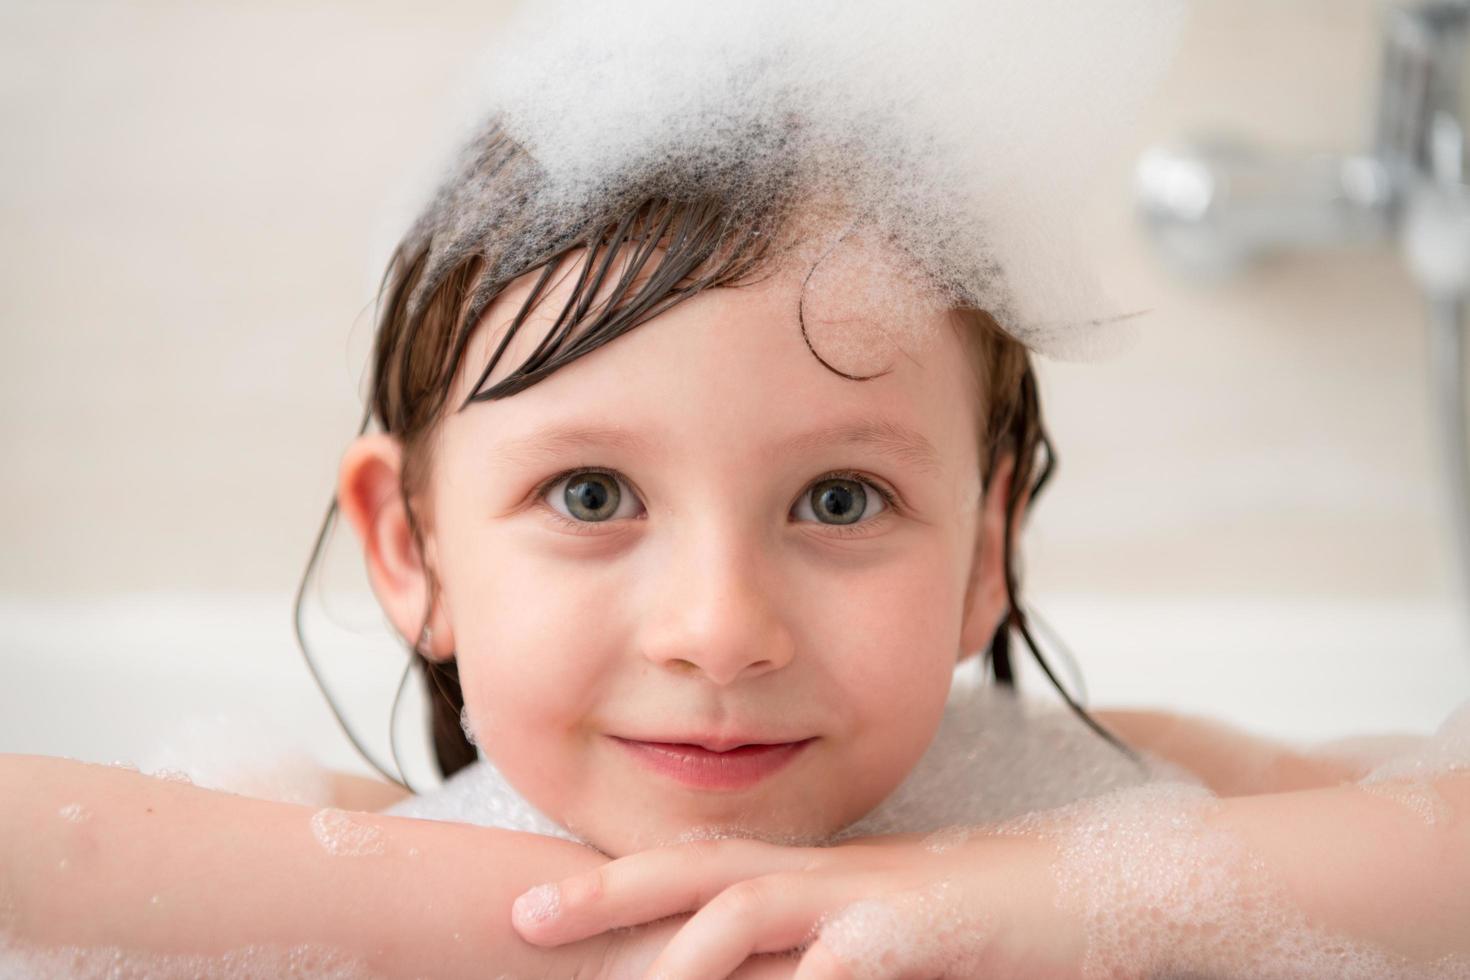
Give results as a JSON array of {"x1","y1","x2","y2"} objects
[{"x1": 417, "y1": 625, "x2": 433, "y2": 654}]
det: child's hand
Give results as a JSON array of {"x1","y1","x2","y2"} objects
[{"x1": 510, "y1": 830, "x2": 1083, "y2": 979}]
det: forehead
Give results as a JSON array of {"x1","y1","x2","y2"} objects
[{"x1": 445, "y1": 231, "x2": 981, "y2": 460}]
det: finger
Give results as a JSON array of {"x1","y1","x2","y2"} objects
[
  {"x1": 730, "y1": 954, "x2": 804, "y2": 980},
  {"x1": 640, "y1": 870, "x2": 861, "y2": 980},
  {"x1": 791, "y1": 941, "x2": 853, "y2": 980},
  {"x1": 513, "y1": 838, "x2": 823, "y2": 946}
]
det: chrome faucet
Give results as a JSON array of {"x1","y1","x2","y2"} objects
[{"x1": 1136, "y1": 1, "x2": 1470, "y2": 629}]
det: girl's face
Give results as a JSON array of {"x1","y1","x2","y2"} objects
[{"x1": 344, "y1": 239, "x2": 1015, "y2": 857}]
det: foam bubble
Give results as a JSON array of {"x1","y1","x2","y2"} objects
[
  {"x1": 817, "y1": 880, "x2": 982, "y2": 978},
  {"x1": 459, "y1": 705, "x2": 478, "y2": 747},
  {"x1": 919, "y1": 825, "x2": 973, "y2": 855},
  {"x1": 1362, "y1": 700, "x2": 1470, "y2": 785},
  {"x1": 0, "y1": 932, "x2": 378, "y2": 980},
  {"x1": 831, "y1": 674, "x2": 1177, "y2": 841},
  {"x1": 308, "y1": 809, "x2": 386, "y2": 858},
  {"x1": 152, "y1": 769, "x2": 193, "y2": 785},
  {"x1": 1360, "y1": 780, "x2": 1454, "y2": 828},
  {"x1": 57, "y1": 803, "x2": 88, "y2": 824},
  {"x1": 1002, "y1": 782, "x2": 1470, "y2": 979},
  {"x1": 512, "y1": 883, "x2": 560, "y2": 925},
  {"x1": 380, "y1": 0, "x2": 1189, "y2": 362}
]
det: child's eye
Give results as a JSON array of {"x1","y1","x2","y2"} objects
[
  {"x1": 534, "y1": 467, "x2": 896, "y2": 536},
  {"x1": 791, "y1": 472, "x2": 895, "y2": 534},
  {"x1": 540, "y1": 468, "x2": 644, "y2": 527}
]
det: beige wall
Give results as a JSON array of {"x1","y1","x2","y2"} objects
[{"x1": 0, "y1": 0, "x2": 1458, "y2": 602}]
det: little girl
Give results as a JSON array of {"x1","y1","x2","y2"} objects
[{"x1": 5, "y1": 1, "x2": 1469, "y2": 977}]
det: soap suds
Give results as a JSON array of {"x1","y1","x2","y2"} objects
[
  {"x1": 0, "y1": 934, "x2": 378, "y2": 980},
  {"x1": 816, "y1": 880, "x2": 983, "y2": 979},
  {"x1": 919, "y1": 824, "x2": 973, "y2": 855},
  {"x1": 386, "y1": 682, "x2": 1470, "y2": 975},
  {"x1": 308, "y1": 809, "x2": 386, "y2": 858},
  {"x1": 1344, "y1": 700, "x2": 1470, "y2": 829},
  {"x1": 57, "y1": 803, "x2": 88, "y2": 823},
  {"x1": 377, "y1": 0, "x2": 1189, "y2": 363},
  {"x1": 459, "y1": 704, "x2": 478, "y2": 747},
  {"x1": 152, "y1": 769, "x2": 193, "y2": 785},
  {"x1": 512, "y1": 883, "x2": 560, "y2": 925},
  {"x1": 1360, "y1": 779, "x2": 1454, "y2": 827},
  {"x1": 1361, "y1": 700, "x2": 1470, "y2": 784},
  {"x1": 995, "y1": 782, "x2": 1470, "y2": 979}
]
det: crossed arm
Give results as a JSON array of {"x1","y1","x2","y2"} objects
[
  {"x1": 3, "y1": 708, "x2": 1466, "y2": 979},
  {"x1": 0, "y1": 754, "x2": 772, "y2": 979},
  {"x1": 504, "y1": 710, "x2": 1470, "y2": 977}
]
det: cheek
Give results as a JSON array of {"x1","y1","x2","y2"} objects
[
  {"x1": 799, "y1": 542, "x2": 968, "y2": 717},
  {"x1": 438, "y1": 530, "x2": 619, "y2": 739}
]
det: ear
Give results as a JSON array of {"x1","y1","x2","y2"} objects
[
  {"x1": 335, "y1": 433, "x2": 454, "y2": 661},
  {"x1": 957, "y1": 451, "x2": 1030, "y2": 662}
]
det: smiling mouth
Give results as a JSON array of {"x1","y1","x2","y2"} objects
[{"x1": 609, "y1": 736, "x2": 815, "y2": 791}]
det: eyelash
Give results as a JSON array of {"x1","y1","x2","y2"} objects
[{"x1": 531, "y1": 467, "x2": 900, "y2": 539}]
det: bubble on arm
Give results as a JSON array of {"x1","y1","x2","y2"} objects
[
  {"x1": 308, "y1": 808, "x2": 387, "y2": 858},
  {"x1": 1351, "y1": 700, "x2": 1470, "y2": 828},
  {"x1": 0, "y1": 933, "x2": 380, "y2": 980}
]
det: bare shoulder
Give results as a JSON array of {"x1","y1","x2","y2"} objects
[
  {"x1": 1090, "y1": 708, "x2": 1367, "y2": 797},
  {"x1": 327, "y1": 770, "x2": 413, "y2": 812}
]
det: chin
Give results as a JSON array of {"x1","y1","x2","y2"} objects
[{"x1": 584, "y1": 805, "x2": 855, "y2": 858}]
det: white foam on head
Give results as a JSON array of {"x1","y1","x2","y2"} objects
[
  {"x1": 383, "y1": 0, "x2": 1189, "y2": 361},
  {"x1": 308, "y1": 809, "x2": 387, "y2": 858},
  {"x1": 784, "y1": 218, "x2": 955, "y2": 377}
]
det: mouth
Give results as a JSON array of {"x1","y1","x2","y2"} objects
[{"x1": 608, "y1": 736, "x2": 816, "y2": 791}]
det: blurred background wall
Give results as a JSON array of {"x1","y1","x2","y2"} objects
[{"x1": 2, "y1": 0, "x2": 1466, "y2": 777}]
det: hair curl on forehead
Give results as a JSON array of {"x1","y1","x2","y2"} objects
[{"x1": 298, "y1": 118, "x2": 1136, "y2": 786}]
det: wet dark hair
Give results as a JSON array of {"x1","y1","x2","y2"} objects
[{"x1": 295, "y1": 122, "x2": 1134, "y2": 788}]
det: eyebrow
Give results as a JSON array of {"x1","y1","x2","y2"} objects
[{"x1": 491, "y1": 417, "x2": 944, "y2": 476}]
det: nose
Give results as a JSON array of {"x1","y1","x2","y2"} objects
[{"x1": 636, "y1": 517, "x2": 797, "y2": 686}]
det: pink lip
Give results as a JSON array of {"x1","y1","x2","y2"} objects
[{"x1": 610, "y1": 736, "x2": 814, "y2": 791}]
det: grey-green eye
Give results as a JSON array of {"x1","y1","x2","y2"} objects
[
  {"x1": 794, "y1": 476, "x2": 886, "y2": 526},
  {"x1": 547, "y1": 471, "x2": 637, "y2": 523}
]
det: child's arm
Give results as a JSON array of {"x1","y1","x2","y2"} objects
[
  {"x1": 1091, "y1": 707, "x2": 1371, "y2": 794},
  {"x1": 508, "y1": 771, "x2": 1470, "y2": 976},
  {"x1": 328, "y1": 770, "x2": 412, "y2": 812},
  {"x1": 0, "y1": 754, "x2": 793, "y2": 979},
  {"x1": 1210, "y1": 770, "x2": 1470, "y2": 964}
]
